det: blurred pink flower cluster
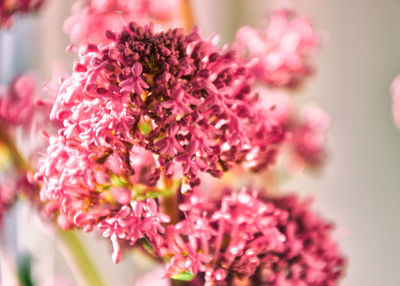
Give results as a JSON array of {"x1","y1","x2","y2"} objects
[
  {"x1": 64, "y1": 0, "x2": 181, "y2": 44},
  {"x1": 234, "y1": 9, "x2": 318, "y2": 88},
  {"x1": 0, "y1": 0, "x2": 44, "y2": 27}
]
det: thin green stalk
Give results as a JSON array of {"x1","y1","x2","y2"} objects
[{"x1": 58, "y1": 230, "x2": 105, "y2": 286}]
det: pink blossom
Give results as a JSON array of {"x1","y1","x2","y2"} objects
[
  {"x1": 286, "y1": 105, "x2": 331, "y2": 171},
  {"x1": 63, "y1": 0, "x2": 181, "y2": 45},
  {"x1": 0, "y1": 74, "x2": 36, "y2": 128},
  {"x1": 0, "y1": 174, "x2": 36, "y2": 231},
  {"x1": 391, "y1": 75, "x2": 400, "y2": 128},
  {"x1": 0, "y1": 0, "x2": 45, "y2": 27},
  {"x1": 159, "y1": 189, "x2": 345, "y2": 285},
  {"x1": 257, "y1": 194, "x2": 346, "y2": 286},
  {"x1": 40, "y1": 22, "x2": 282, "y2": 196},
  {"x1": 234, "y1": 9, "x2": 318, "y2": 88},
  {"x1": 161, "y1": 189, "x2": 286, "y2": 284}
]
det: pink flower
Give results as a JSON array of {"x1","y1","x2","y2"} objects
[
  {"x1": 161, "y1": 189, "x2": 286, "y2": 283},
  {"x1": 0, "y1": 74, "x2": 36, "y2": 128},
  {"x1": 258, "y1": 194, "x2": 346, "y2": 286},
  {"x1": 0, "y1": 174, "x2": 36, "y2": 231},
  {"x1": 391, "y1": 75, "x2": 400, "y2": 129},
  {"x1": 0, "y1": 0, "x2": 45, "y2": 28},
  {"x1": 40, "y1": 22, "x2": 281, "y2": 196},
  {"x1": 159, "y1": 188, "x2": 345, "y2": 285},
  {"x1": 234, "y1": 9, "x2": 319, "y2": 88},
  {"x1": 63, "y1": 0, "x2": 181, "y2": 45},
  {"x1": 286, "y1": 105, "x2": 331, "y2": 171}
]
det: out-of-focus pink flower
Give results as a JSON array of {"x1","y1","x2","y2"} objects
[
  {"x1": 258, "y1": 194, "x2": 346, "y2": 286},
  {"x1": 0, "y1": 0, "x2": 45, "y2": 28},
  {"x1": 0, "y1": 74, "x2": 36, "y2": 128},
  {"x1": 234, "y1": 8, "x2": 318, "y2": 88},
  {"x1": 159, "y1": 188, "x2": 345, "y2": 285},
  {"x1": 258, "y1": 87, "x2": 292, "y2": 124},
  {"x1": 63, "y1": 0, "x2": 181, "y2": 45},
  {"x1": 391, "y1": 75, "x2": 400, "y2": 129},
  {"x1": 0, "y1": 174, "x2": 36, "y2": 231},
  {"x1": 286, "y1": 104, "x2": 331, "y2": 171},
  {"x1": 0, "y1": 73, "x2": 53, "y2": 231}
]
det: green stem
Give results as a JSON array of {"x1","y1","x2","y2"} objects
[{"x1": 58, "y1": 230, "x2": 105, "y2": 286}]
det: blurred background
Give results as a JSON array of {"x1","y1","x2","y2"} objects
[{"x1": 1, "y1": 0, "x2": 400, "y2": 285}]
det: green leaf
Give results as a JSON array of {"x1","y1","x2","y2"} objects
[
  {"x1": 17, "y1": 253, "x2": 34, "y2": 286},
  {"x1": 170, "y1": 271, "x2": 195, "y2": 281},
  {"x1": 110, "y1": 174, "x2": 129, "y2": 187},
  {"x1": 139, "y1": 122, "x2": 152, "y2": 134}
]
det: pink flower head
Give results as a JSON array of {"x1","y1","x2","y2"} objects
[
  {"x1": 160, "y1": 189, "x2": 345, "y2": 285},
  {"x1": 287, "y1": 105, "x2": 331, "y2": 171},
  {"x1": 63, "y1": 0, "x2": 181, "y2": 44},
  {"x1": 41, "y1": 22, "x2": 282, "y2": 194},
  {"x1": 391, "y1": 75, "x2": 400, "y2": 129},
  {"x1": 234, "y1": 8, "x2": 319, "y2": 88},
  {"x1": 258, "y1": 194, "x2": 346, "y2": 285},
  {"x1": 161, "y1": 189, "x2": 286, "y2": 284},
  {"x1": 36, "y1": 22, "x2": 288, "y2": 263},
  {"x1": 0, "y1": 74, "x2": 36, "y2": 128},
  {"x1": 0, "y1": 0, "x2": 45, "y2": 28}
]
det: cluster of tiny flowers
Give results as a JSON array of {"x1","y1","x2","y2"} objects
[
  {"x1": 0, "y1": 73, "x2": 36, "y2": 128},
  {"x1": 147, "y1": 189, "x2": 345, "y2": 285},
  {"x1": 234, "y1": 8, "x2": 318, "y2": 88},
  {"x1": 64, "y1": 0, "x2": 181, "y2": 44},
  {"x1": 0, "y1": 0, "x2": 44, "y2": 27},
  {"x1": 286, "y1": 105, "x2": 331, "y2": 171},
  {"x1": 161, "y1": 189, "x2": 286, "y2": 285},
  {"x1": 37, "y1": 20, "x2": 282, "y2": 198},
  {"x1": 257, "y1": 194, "x2": 346, "y2": 285}
]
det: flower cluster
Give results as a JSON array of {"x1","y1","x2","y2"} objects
[
  {"x1": 258, "y1": 194, "x2": 346, "y2": 285},
  {"x1": 64, "y1": 0, "x2": 181, "y2": 44},
  {"x1": 162, "y1": 189, "x2": 286, "y2": 284},
  {"x1": 150, "y1": 188, "x2": 345, "y2": 285},
  {"x1": 286, "y1": 105, "x2": 331, "y2": 171},
  {"x1": 234, "y1": 8, "x2": 318, "y2": 88},
  {"x1": 35, "y1": 22, "x2": 289, "y2": 265},
  {"x1": 0, "y1": 73, "x2": 36, "y2": 128},
  {"x1": 0, "y1": 0, "x2": 44, "y2": 28}
]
